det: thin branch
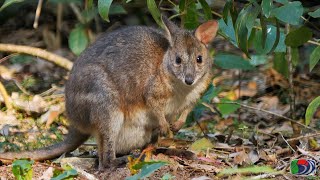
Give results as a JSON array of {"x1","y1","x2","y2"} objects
[
  {"x1": 0, "y1": 80, "x2": 13, "y2": 110},
  {"x1": 0, "y1": 44, "x2": 73, "y2": 70},
  {"x1": 33, "y1": 0, "x2": 44, "y2": 29},
  {"x1": 212, "y1": 102, "x2": 318, "y2": 132},
  {"x1": 69, "y1": 3, "x2": 85, "y2": 24},
  {"x1": 279, "y1": 132, "x2": 295, "y2": 152},
  {"x1": 285, "y1": 24, "x2": 295, "y2": 120},
  {"x1": 308, "y1": 40, "x2": 320, "y2": 46},
  {"x1": 211, "y1": 10, "x2": 222, "y2": 18},
  {"x1": 287, "y1": 132, "x2": 320, "y2": 142}
]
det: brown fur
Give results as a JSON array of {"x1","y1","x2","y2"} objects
[{"x1": 0, "y1": 17, "x2": 218, "y2": 170}]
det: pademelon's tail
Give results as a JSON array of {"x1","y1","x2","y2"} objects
[{"x1": 0, "y1": 128, "x2": 90, "y2": 161}]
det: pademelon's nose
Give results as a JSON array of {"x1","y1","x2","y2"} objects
[{"x1": 185, "y1": 76, "x2": 194, "y2": 85}]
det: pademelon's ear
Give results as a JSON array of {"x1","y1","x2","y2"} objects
[
  {"x1": 195, "y1": 20, "x2": 219, "y2": 46},
  {"x1": 161, "y1": 15, "x2": 178, "y2": 45}
]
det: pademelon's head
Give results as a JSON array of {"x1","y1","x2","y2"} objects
[{"x1": 162, "y1": 16, "x2": 219, "y2": 86}]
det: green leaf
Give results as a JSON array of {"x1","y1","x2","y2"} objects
[
  {"x1": 222, "y1": 0, "x2": 232, "y2": 24},
  {"x1": 132, "y1": 161, "x2": 167, "y2": 170},
  {"x1": 201, "y1": 84, "x2": 219, "y2": 103},
  {"x1": 235, "y1": 5, "x2": 260, "y2": 57},
  {"x1": 261, "y1": 0, "x2": 273, "y2": 18},
  {"x1": 0, "y1": 0, "x2": 24, "y2": 11},
  {"x1": 219, "y1": 166, "x2": 276, "y2": 175},
  {"x1": 184, "y1": 0, "x2": 199, "y2": 29},
  {"x1": 274, "y1": 0, "x2": 288, "y2": 4},
  {"x1": 305, "y1": 96, "x2": 320, "y2": 126},
  {"x1": 161, "y1": 173, "x2": 175, "y2": 180},
  {"x1": 252, "y1": 25, "x2": 286, "y2": 54},
  {"x1": 218, "y1": 18, "x2": 237, "y2": 46},
  {"x1": 271, "y1": 1, "x2": 303, "y2": 25},
  {"x1": 51, "y1": 169, "x2": 78, "y2": 180},
  {"x1": 249, "y1": 55, "x2": 268, "y2": 66},
  {"x1": 309, "y1": 8, "x2": 320, "y2": 18},
  {"x1": 98, "y1": 0, "x2": 113, "y2": 22},
  {"x1": 273, "y1": 52, "x2": 288, "y2": 78},
  {"x1": 190, "y1": 138, "x2": 214, "y2": 151},
  {"x1": 260, "y1": 16, "x2": 267, "y2": 49},
  {"x1": 126, "y1": 162, "x2": 167, "y2": 180},
  {"x1": 310, "y1": 46, "x2": 320, "y2": 72},
  {"x1": 109, "y1": 4, "x2": 127, "y2": 15},
  {"x1": 217, "y1": 99, "x2": 240, "y2": 116},
  {"x1": 269, "y1": 19, "x2": 281, "y2": 53},
  {"x1": 198, "y1": 0, "x2": 212, "y2": 20},
  {"x1": 68, "y1": 25, "x2": 89, "y2": 55},
  {"x1": 147, "y1": 0, "x2": 163, "y2": 27},
  {"x1": 235, "y1": 7, "x2": 250, "y2": 57},
  {"x1": 285, "y1": 26, "x2": 313, "y2": 47},
  {"x1": 12, "y1": 159, "x2": 34, "y2": 180},
  {"x1": 81, "y1": 7, "x2": 98, "y2": 23},
  {"x1": 214, "y1": 53, "x2": 255, "y2": 70},
  {"x1": 291, "y1": 48, "x2": 299, "y2": 67}
]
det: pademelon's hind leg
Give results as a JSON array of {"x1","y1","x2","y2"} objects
[{"x1": 93, "y1": 106, "x2": 124, "y2": 170}]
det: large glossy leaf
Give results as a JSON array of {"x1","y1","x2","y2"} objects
[
  {"x1": 222, "y1": 0, "x2": 232, "y2": 24},
  {"x1": 184, "y1": 0, "x2": 198, "y2": 29},
  {"x1": 273, "y1": 52, "x2": 288, "y2": 78},
  {"x1": 235, "y1": 5, "x2": 260, "y2": 57},
  {"x1": 214, "y1": 53, "x2": 255, "y2": 70},
  {"x1": 98, "y1": 0, "x2": 113, "y2": 22},
  {"x1": 68, "y1": 25, "x2": 89, "y2": 55},
  {"x1": 261, "y1": 0, "x2": 273, "y2": 18},
  {"x1": 147, "y1": 0, "x2": 162, "y2": 27},
  {"x1": 252, "y1": 25, "x2": 286, "y2": 54},
  {"x1": 199, "y1": 0, "x2": 212, "y2": 20},
  {"x1": 310, "y1": 46, "x2": 320, "y2": 72},
  {"x1": 271, "y1": 1, "x2": 303, "y2": 25},
  {"x1": 305, "y1": 96, "x2": 320, "y2": 126},
  {"x1": 274, "y1": 0, "x2": 289, "y2": 4},
  {"x1": 0, "y1": 0, "x2": 24, "y2": 11},
  {"x1": 309, "y1": 8, "x2": 320, "y2": 18},
  {"x1": 285, "y1": 26, "x2": 313, "y2": 47},
  {"x1": 218, "y1": 18, "x2": 237, "y2": 46}
]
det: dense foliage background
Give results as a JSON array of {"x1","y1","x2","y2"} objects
[{"x1": 0, "y1": 0, "x2": 319, "y2": 179}]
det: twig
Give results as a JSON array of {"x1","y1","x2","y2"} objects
[
  {"x1": 212, "y1": 102, "x2": 318, "y2": 132},
  {"x1": 287, "y1": 132, "x2": 320, "y2": 142},
  {"x1": 33, "y1": 0, "x2": 44, "y2": 29},
  {"x1": 0, "y1": 80, "x2": 13, "y2": 110},
  {"x1": 0, "y1": 44, "x2": 73, "y2": 70},
  {"x1": 249, "y1": 169, "x2": 286, "y2": 180},
  {"x1": 211, "y1": 10, "x2": 222, "y2": 18},
  {"x1": 308, "y1": 40, "x2": 320, "y2": 46},
  {"x1": 55, "y1": 3, "x2": 63, "y2": 49},
  {"x1": 69, "y1": 3, "x2": 85, "y2": 24},
  {"x1": 279, "y1": 132, "x2": 295, "y2": 152},
  {"x1": 13, "y1": 79, "x2": 32, "y2": 95}
]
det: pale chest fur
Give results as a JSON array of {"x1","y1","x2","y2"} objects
[{"x1": 165, "y1": 74, "x2": 211, "y2": 116}]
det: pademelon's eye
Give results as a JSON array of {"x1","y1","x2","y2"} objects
[
  {"x1": 196, "y1": 55, "x2": 202, "y2": 63},
  {"x1": 175, "y1": 56, "x2": 182, "y2": 65}
]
